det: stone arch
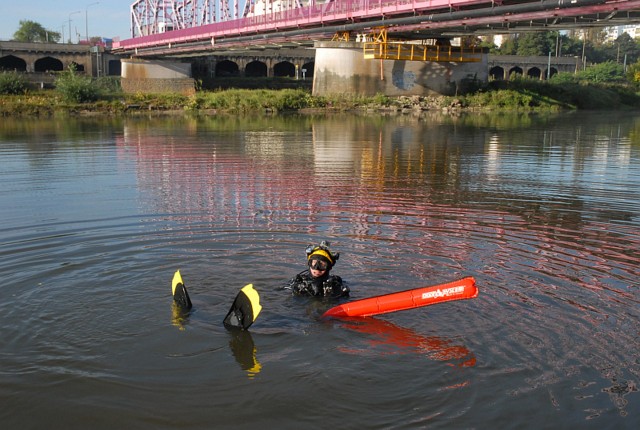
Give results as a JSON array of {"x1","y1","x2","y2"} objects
[
  {"x1": 489, "y1": 66, "x2": 504, "y2": 80},
  {"x1": 215, "y1": 60, "x2": 239, "y2": 76},
  {"x1": 273, "y1": 60, "x2": 295, "y2": 77},
  {"x1": 69, "y1": 61, "x2": 85, "y2": 72},
  {"x1": 245, "y1": 60, "x2": 267, "y2": 77},
  {"x1": 527, "y1": 67, "x2": 541, "y2": 79},
  {"x1": 301, "y1": 61, "x2": 314, "y2": 78},
  {"x1": 35, "y1": 56, "x2": 64, "y2": 72},
  {"x1": 548, "y1": 67, "x2": 558, "y2": 79},
  {"x1": 508, "y1": 66, "x2": 523, "y2": 79},
  {"x1": 0, "y1": 55, "x2": 27, "y2": 72}
]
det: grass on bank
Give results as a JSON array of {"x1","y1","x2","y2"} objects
[
  {"x1": 457, "y1": 76, "x2": 640, "y2": 110},
  {"x1": 1, "y1": 68, "x2": 640, "y2": 116}
]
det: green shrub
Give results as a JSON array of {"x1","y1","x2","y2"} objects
[
  {"x1": 578, "y1": 61, "x2": 625, "y2": 83},
  {"x1": 126, "y1": 92, "x2": 188, "y2": 109},
  {"x1": 0, "y1": 71, "x2": 28, "y2": 95},
  {"x1": 193, "y1": 88, "x2": 313, "y2": 112},
  {"x1": 371, "y1": 92, "x2": 392, "y2": 106},
  {"x1": 549, "y1": 72, "x2": 579, "y2": 84},
  {"x1": 272, "y1": 89, "x2": 312, "y2": 110},
  {"x1": 463, "y1": 89, "x2": 535, "y2": 108},
  {"x1": 626, "y1": 60, "x2": 640, "y2": 85},
  {"x1": 55, "y1": 65, "x2": 100, "y2": 103},
  {"x1": 567, "y1": 84, "x2": 621, "y2": 109}
]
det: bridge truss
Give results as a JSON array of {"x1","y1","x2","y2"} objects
[
  {"x1": 131, "y1": 0, "x2": 214, "y2": 36},
  {"x1": 118, "y1": 0, "x2": 640, "y2": 56},
  {"x1": 130, "y1": 0, "x2": 308, "y2": 36}
]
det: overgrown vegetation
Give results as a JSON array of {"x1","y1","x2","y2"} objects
[
  {"x1": 0, "y1": 71, "x2": 28, "y2": 95},
  {"x1": 2, "y1": 60, "x2": 640, "y2": 116},
  {"x1": 1, "y1": 78, "x2": 638, "y2": 117},
  {"x1": 453, "y1": 72, "x2": 640, "y2": 110},
  {"x1": 54, "y1": 65, "x2": 101, "y2": 103},
  {"x1": 477, "y1": 30, "x2": 640, "y2": 65},
  {"x1": 443, "y1": 56, "x2": 640, "y2": 111},
  {"x1": 572, "y1": 61, "x2": 626, "y2": 83},
  {"x1": 4, "y1": 19, "x2": 640, "y2": 114},
  {"x1": 188, "y1": 88, "x2": 318, "y2": 112}
]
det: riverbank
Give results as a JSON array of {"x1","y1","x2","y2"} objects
[
  {"x1": 0, "y1": 90, "x2": 442, "y2": 117},
  {"x1": 2, "y1": 78, "x2": 639, "y2": 116}
]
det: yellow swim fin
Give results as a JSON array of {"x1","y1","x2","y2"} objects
[
  {"x1": 171, "y1": 270, "x2": 192, "y2": 310},
  {"x1": 223, "y1": 284, "x2": 262, "y2": 330}
]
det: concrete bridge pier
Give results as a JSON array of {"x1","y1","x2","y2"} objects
[
  {"x1": 121, "y1": 58, "x2": 195, "y2": 95},
  {"x1": 312, "y1": 41, "x2": 487, "y2": 97}
]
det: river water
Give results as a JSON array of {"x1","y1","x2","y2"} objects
[{"x1": 0, "y1": 111, "x2": 638, "y2": 429}]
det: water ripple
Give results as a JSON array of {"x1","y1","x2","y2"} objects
[{"x1": 1, "y1": 113, "x2": 639, "y2": 428}]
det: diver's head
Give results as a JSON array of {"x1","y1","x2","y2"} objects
[{"x1": 306, "y1": 241, "x2": 339, "y2": 277}]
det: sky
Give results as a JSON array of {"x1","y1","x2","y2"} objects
[{"x1": 1, "y1": 1, "x2": 133, "y2": 42}]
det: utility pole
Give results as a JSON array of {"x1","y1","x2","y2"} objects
[
  {"x1": 69, "y1": 11, "x2": 81, "y2": 43},
  {"x1": 85, "y1": 2, "x2": 100, "y2": 44},
  {"x1": 581, "y1": 29, "x2": 587, "y2": 70}
]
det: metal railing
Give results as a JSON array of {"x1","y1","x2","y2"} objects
[
  {"x1": 115, "y1": 0, "x2": 491, "y2": 49},
  {"x1": 363, "y1": 42, "x2": 484, "y2": 62}
]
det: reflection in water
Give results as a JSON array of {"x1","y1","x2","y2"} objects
[
  {"x1": 116, "y1": 114, "x2": 640, "y2": 295},
  {"x1": 115, "y1": 113, "x2": 639, "y2": 231},
  {"x1": 171, "y1": 302, "x2": 191, "y2": 331},
  {"x1": 227, "y1": 329, "x2": 262, "y2": 378},
  {"x1": 336, "y1": 317, "x2": 476, "y2": 368},
  {"x1": 1, "y1": 112, "x2": 639, "y2": 427},
  {"x1": 114, "y1": 113, "x2": 638, "y2": 421}
]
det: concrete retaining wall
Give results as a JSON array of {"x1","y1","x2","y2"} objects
[
  {"x1": 120, "y1": 78, "x2": 196, "y2": 95},
  {"x1": 121, "y1": 58, "x2": 195, "y2": 95},
  {"x1": 313, "y1": 42, "x2": 487, "y2": 97}
]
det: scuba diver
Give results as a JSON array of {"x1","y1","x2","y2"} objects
[{"x1": 284, "y1": 241, "x2": 349, "y2": 299}]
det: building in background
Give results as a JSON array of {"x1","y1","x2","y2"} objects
[{"x1": 604, "y1": 24, "x2": 640, "y2": 41}]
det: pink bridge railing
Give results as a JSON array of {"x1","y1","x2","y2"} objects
[
  {"x1": 115, "y1": 0, "x2": 487, "y2": 49},
  {"x1": 114, "y1": 0, "x2": 640, "y2": 51}
]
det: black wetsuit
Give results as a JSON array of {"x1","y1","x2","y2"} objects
[{"x1": 285, "y1": 270, "x2": 349, "y2": 299}]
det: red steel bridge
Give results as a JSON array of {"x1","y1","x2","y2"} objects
[{"x1": 113, "y1": 0, "x2": 640, "y2": 56}]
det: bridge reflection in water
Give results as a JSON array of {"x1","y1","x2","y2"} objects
[{"x1": 1, "y1": 112, "x2": 638, "y2": 426}]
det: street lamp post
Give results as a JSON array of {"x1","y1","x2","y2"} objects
[
  {"x1": 69, "y1": 11, "x2": 81, "y2": 43},
  {"x1": 85, "y1": 2, "x2": 100, "y2": 44}
]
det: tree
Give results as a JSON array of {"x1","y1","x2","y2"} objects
[
  {"x1": 499, "y1": 34, "x2": 518, "y2": 55},
  {"x1": 516, "y1": 32, "x2": 553, "y2": 56},
  {"x1": 460, "y1": 36, "x2": 483, "y2": 49},
  {"x1": 13, "y1": 20, "x2": 60, "y2": 43},
  {"x1": 610, "y1": 33, "x2": 640, "y2": 64},
  {"x1": 557, "y1": 34, "x2": 583, "y2": 57},
  {"x1": 477, "y1": 36, "x2": 498, "y2": 53}
]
